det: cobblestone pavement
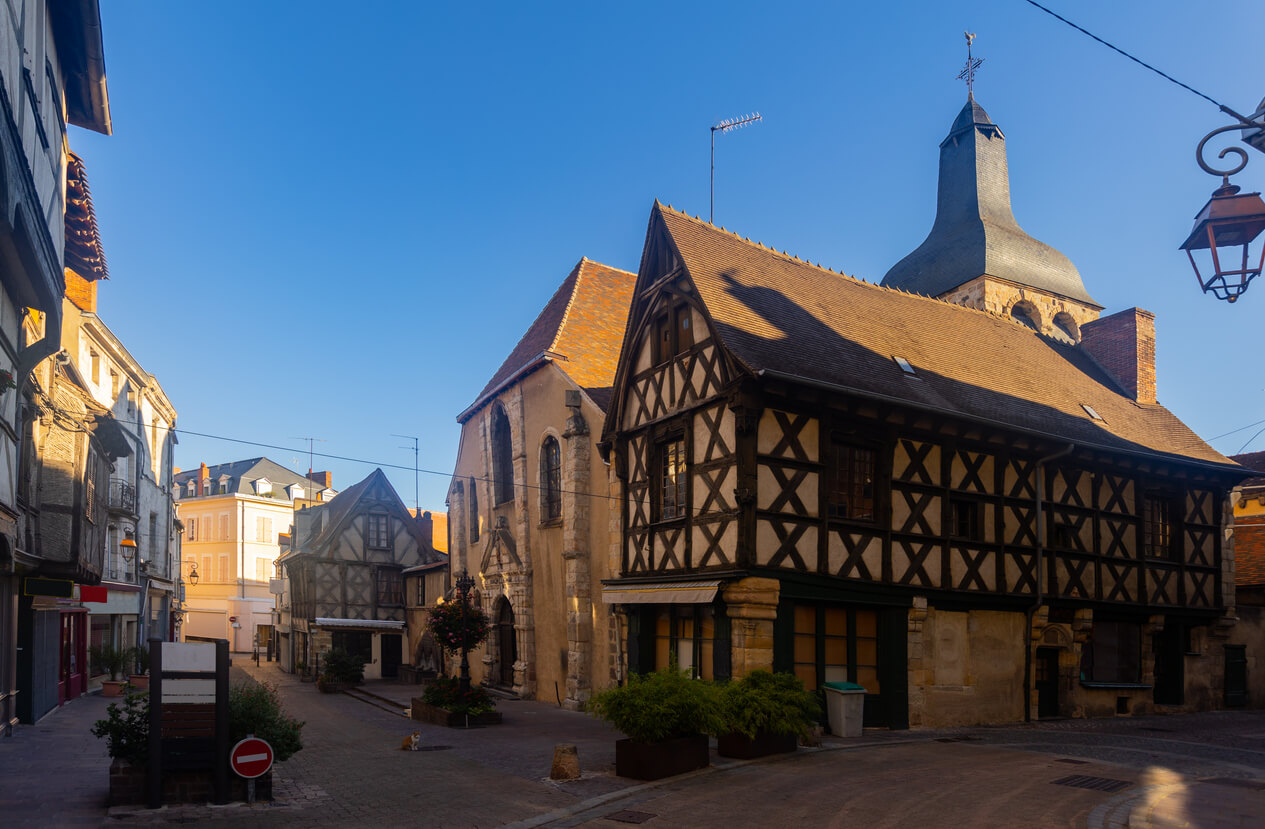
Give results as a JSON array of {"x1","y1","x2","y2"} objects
[{"x1": 4, "y1": 662, "x2": 1265, "y2": 828}]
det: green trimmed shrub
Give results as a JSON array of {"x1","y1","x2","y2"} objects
[
  {"x1": 421, "y1": 677, "x2": 495, "y2": 716},
  {"x1": 587, "y1": 665, "x2": 723, "y2": 743},
  {"x1": 320, "y1": 648, "x2": 364, "y2": 684},
  {"x1": 229, "y1": 681, "x2": 304, "y2": 761},
  {"x1": 91, "y1": 690, "x2": 149, "y2": 765},
  {"x1": 718, "y1": 670, "x2": 820, "y2": 740},
  {"x1": 89, "y1": 644, "x2": 133, "y2": 681}
]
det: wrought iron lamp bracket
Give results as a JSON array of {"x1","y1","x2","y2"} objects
[{"x1": 1197, "y1": 122, "x2": 1255, "y2": 182}]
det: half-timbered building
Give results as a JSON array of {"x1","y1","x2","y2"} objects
[
  {"x1": 277, "y1": 468, "x2": 444, "y2": 680},
  {"x1": 598, "y1": 96, "x2": 1251, "y2": 727},
  {"x1": 448, "y1": 258, "x2": 634, "y2": 707}
]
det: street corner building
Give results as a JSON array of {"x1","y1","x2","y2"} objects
[
  {"x1": 595, "y1": 95, "x2": 1256, "y2": 728},
  {"x1": 448, "y1": 257, "x2": 636, "y2": 708},
  {"x1": 275, "y1": 468, "x2": 446, "y2": 680}
]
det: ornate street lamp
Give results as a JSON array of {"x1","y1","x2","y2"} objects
[
  {"x1": 119, "y1": 533, "x2": 137, "y2": 563},
  {"x1": 187, "y1": 563, "x2": 199, "y2": 587},
  {"x1": 455, "y1": 569, "x2": 476, "y2": 695},
  {"x1": 1181, "y1": 123, "x2": 1265, "y2": 303}
]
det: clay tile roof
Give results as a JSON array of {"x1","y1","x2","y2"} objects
[
  {"x1": 656, "y1": 204, "x2": 1238, "y2": 470},
  {"x1": 461, "y1": 258, "x2": 635, "y2": 421},
  {"x1": 1236, "y1": 523, "x2": 1265, "y2": 587},
  {"x1": 1231, "y1": 451, "x2": 1265, "y2": 489},
  {"x1": 65, "y1": 152, "x2": 108, "y2": 280}
]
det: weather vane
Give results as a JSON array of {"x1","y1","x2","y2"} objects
[{"x1": 958, "y1": 31, "x2": 983, "y2": 97}]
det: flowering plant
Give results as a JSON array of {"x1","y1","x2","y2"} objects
[
  {"x1": 427, "y1": 596, "x2": 490, "y2": 656},
  {"x1": 422, "y1": 676, "x2": 496, "y2": 715},
  {"x1": 0, "y1": 369, "x2": 15, "y2": 394}
]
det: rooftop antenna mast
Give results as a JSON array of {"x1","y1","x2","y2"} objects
[
  {"x1": 710, "y1": 112, "x2": 762, "y2": 224},
  {"x1": 289, "y1": 436, "x2": 326, "y2": 478},
  {"x1": 393, "y1": 433, "x2": 420, "y2": 512}
]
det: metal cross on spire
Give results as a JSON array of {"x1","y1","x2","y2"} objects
[{"x1": 957, "y1": 31, "x2": 984, "y2": 97}]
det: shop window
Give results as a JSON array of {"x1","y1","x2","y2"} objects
[
  {"x1": 827, "y1": 440, "x2": 875, "y2": 521},
  {"x1": 653, "y1": 605, "x2": 714, "y2": 680},
  {"x1": 655, "y1": 437, "x2": 687, "y2": 521},
  {"x1": 1081, "y1": 619, "x2": 1142, "y2": 683},
  {"x1": 791, "y1": 603, "x2": 880, "y2": 693},
  {"x1": 491, "y1": 405, "x2": 514, "y2": 505},
  {"x1": 332, "y1": 630, "x2": 372, "y2": 663},
  {"x1": 541, "y1": 437, "x2": 562, "y2": 522},
  {"x1": 376, "y1": 568, "x2": 403, "y2": 606},
  {"x1": 1144, "y1": 493, "x2": 1180, "y2": 560}
]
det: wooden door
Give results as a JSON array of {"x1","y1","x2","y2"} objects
[
  {"x1": 497, "y1": 601, "x2": 516, "y2": 686},
  {"x1": 1035, "y1": 647, "x2": 1060, "y2": 718},
  {"x1": 1225, "y1": 644, "x2": 1248, "y2": 707},
  {"x1": 1152, "y1": 623, "x2": 1184, "y2": 706},
  {"x1": 380, "y1": 634, "x2": 401, "y2": 678}
]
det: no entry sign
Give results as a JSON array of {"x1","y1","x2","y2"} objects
[{"x1": 230, "y1": 736, "x2": 274, "y2": 779}]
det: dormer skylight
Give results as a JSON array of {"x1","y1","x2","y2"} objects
[
  {"x1": 894, "y1": 356, "x2": 917, "y2": 376},
  {"x1": 1081, "y1": 404, "x2": 1104, "y2": 422}
]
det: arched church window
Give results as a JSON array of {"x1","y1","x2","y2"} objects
[
  {"x1": 491, "y1": 405, "x2": 514, "y2": 505},
  {"x1": 541, "y1": 437, "x2": 561, "y2": 521},
  {"x1": 468, "y1": 477, "x2": 480, "y2": 543}
]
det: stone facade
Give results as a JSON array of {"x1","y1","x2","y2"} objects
[{"x1": 942, "y1": 275, "x2": 1100, "y2": 342}]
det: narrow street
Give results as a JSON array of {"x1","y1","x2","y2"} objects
[{"x1": 3, "y1": 660, "x2": 1264, "y2": 828}]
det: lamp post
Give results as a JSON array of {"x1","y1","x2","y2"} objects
[
  {"x1": 1181, "y1": 122, "x2": 1265, "y2": 302},
  {"x1": 455, "y1": 569, "x2": 476, "y2": 695}
]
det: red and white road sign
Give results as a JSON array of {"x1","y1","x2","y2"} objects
[{"x1": 230, "y1": 736, "x2": 274, "y2": 779}]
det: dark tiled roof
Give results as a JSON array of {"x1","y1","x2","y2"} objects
[
  {"x1": 292, "y1": 469, "x2": 443, "y2": 565},
  {"x1": 461, "y1": 258, "x2": 635, "y2": 421},
  {"x1": 174, "y1": 457, "x2": 329, "y2": 498},
  {"x1": 1231, "y1": 451, "x2": 1265, "y2": 489},
  {"x1": 657, "y1": 204, "x2": 1236, "y2": 470},
  {"x1": 1236, "y1": 522, "x2": 1265, "y2": 587},
  {"x1": 65, "y1": 153, "x2": 108, "y2": 280}
]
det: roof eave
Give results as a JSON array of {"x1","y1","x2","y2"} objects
[
  {"x1": 52, "y1": 0, "x2": 111, "y2": 135},
  {"x1": 456, "y1": 353, "x2": 552, "y2": 423}
]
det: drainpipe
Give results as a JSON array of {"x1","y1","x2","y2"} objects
[{"x1": 1024, "y1": 443, "x2": 1074, "y2": 723}]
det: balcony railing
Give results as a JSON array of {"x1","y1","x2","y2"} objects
[{"x1": 109, "y1": 478, "x2": 136, "y2": 513}]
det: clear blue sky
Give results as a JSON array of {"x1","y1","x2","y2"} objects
[{"x1": 69, "y1": 1, "x2": 1265, "y2": 512}]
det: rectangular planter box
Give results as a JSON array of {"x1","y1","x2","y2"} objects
[
  {"x1": 410, "y1": 699, "x2": 502, "y2": 728},
  {"x1": 615, "y1": 734, "x2": 709, "y2": 780},
  {"x1": 109, "y1": 759, "x2": 272, "y2": 806},
  {"x1": 716, "y1": 731, "x2": 797, "y2": 760}
]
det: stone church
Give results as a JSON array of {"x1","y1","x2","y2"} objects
[{"x1": 595, "y1": 95, "x2": 1253, "y2": 727}]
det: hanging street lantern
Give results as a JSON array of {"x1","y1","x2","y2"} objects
[
  {"x1": 188, "y1": 563, "x2": 200, "y2": 587},
  {"x1": 119, "y1": 535, "x2": 137, "y2": 563},
  {"x1": 1181, "y1": 122, "x2": 1265, "y2": 302}
]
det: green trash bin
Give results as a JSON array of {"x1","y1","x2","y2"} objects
[{"x1": 823, "y1": 681, "x2": 866, "y2": 737}]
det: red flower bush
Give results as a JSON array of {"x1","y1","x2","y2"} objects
[{"x1": 427, "y1": 596, "x2": 490, "y2": 656}]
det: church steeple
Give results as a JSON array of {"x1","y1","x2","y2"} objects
[{"x1": 881, "y1": 97, "x2": 1101, "y2": 339}]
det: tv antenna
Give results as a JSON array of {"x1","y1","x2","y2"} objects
[
  {"x1": 710, "y1": 112, "x2": 762, "y2": 224},
  {"x1": 289, "y1": 436, "x2": 326, "y2": 477},
  {"x1": 392, "y1": 434, "x2": 420, "y2": 512}
]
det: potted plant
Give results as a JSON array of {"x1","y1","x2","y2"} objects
[
  {"x1": 128, "y1": 645, "x2": 150, "y2": 690},
  {"x1": 716, "y1": 670, "x2": 820, "y2": 759},
  {"x1": 295, "y1": 659, "x2": 313, "y2": 681},
  {"x1": 426, "y1": 595, "x2": 490, "y2": 658},
  {"x1": 317, "y1": 648, "x2": 363, "y2": 692},
  {"x1": 587, "y1": 664, "x2": 723, "y2": 780},
  {"x1": 411, "y1": 676, "x2": 501, "y2": 727},
  {"x1": 90, "y1": 645, "x2": 133, "y2": 697}
]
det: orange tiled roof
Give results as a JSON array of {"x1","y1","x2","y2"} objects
[
  {"x1": 65, "y1": 152, "x2": 108, "y2": 281},
  {"x1": 461, "y1": 258, "x2": 635, "y2": 420},
  {"x1": 656, "y1": 203, "x2": 1239, "y2": 470}
]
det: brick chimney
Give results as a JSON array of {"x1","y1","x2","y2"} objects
[
  {"x1": 417, "y1": 510, "x2": 434, "y2": 549},
  {"x1": 64, "y1": 269, "x2": 97, "y2": 312},
  {"x1": 307, "y1": 470, "x2": 332, "y2": 489},
  {"x1": 1080, "y1": 308, "x2": 1157, "y2": 404},
  {"x1": 197, "y1": 462, "x2": 209, "y2": 496}
]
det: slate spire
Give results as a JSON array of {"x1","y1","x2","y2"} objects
[{"x1": 881, "y1": 98, "x2": 1098, "y2": 307}]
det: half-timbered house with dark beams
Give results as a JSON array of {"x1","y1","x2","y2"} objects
[
  {"x1": 276, "y1": 468, "x2": 445, "y2": 680},
  {"x1": 598, "y1": 95, "x2": 1252, "y2": 728},
  {"x1": 448, "y1": 258, "x2": 634, "y2": 707}
]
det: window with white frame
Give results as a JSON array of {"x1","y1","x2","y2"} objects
[{"x1": 367, "y1": 513, "x2": 390, "y2": 549}]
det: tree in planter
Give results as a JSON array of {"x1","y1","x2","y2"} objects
[
  {"x1": 426, "y1": 595, "x2": 490, "y2": 658},
  {"x1": 715, "y1": 670, "x2": 820, "y2": 758},
  {"x1": 229, "y1": 681, "x2": 304, "y2": 761},
  {"x1": 89, "y1": 645, "x2": 133, "y2": 681},
  {"x1": 588, "y1": 663, "x2": 725, "y2": 780},
  {"x1": 319, "y1": 648, "x2": 364, "y2": 686},
  {"x1": 90, "y1": 690, "x2": 149, "y2": 766},
  {"x1": 421, "y1": 676, "x2": 496, "y2": 716}
]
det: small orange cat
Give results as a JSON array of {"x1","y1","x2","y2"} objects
[{"x1": 400, "y1": 731, "x2": 421, "y2": 751}]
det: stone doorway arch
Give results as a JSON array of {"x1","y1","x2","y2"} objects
[{"x1": 494, "y1": 596, "x2": 517, "y2": 687}]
